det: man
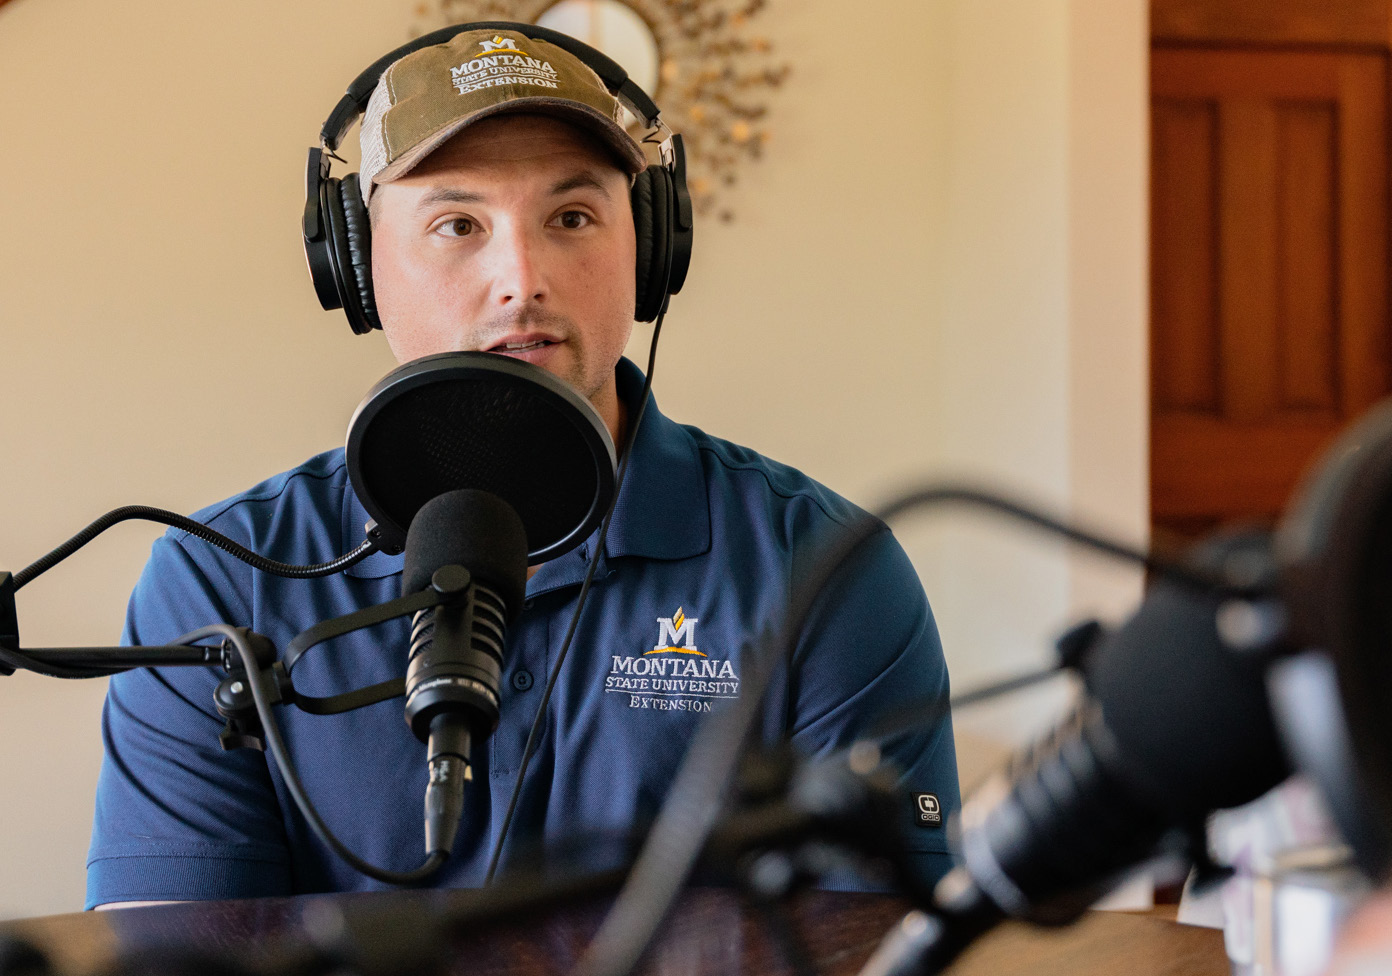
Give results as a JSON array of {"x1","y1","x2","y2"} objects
[{"x1": 86, "y1": 26, "x2": 959, "y2": 908}]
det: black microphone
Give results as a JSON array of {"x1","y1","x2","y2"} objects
[
  {"x1": 401, "y1": 488, "x2": 527, "y2": 858},
  {"x1": 343, "y1": 352, "x2": 617, "y2": 870},
  {"x1": 865, "y1": 535, "x2": 1292, "y2": 974}
]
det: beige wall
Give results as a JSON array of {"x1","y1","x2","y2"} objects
[{"x1": 0, "y1": 0, "x2": 1146, "y2": 917}]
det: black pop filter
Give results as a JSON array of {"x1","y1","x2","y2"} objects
[{"x1": 346, "y1": 352, "x2": 617, "y2": 562}]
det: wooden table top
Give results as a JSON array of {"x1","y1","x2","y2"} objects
[{"x1": 0, "y1": 889, "x2": 1228, "y2": 976}]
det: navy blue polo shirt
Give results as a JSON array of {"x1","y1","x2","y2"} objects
[{"x1": 87, "y1": 359, "x2": 959, "y2": 907}]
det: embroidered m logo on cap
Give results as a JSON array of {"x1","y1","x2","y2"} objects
[{"x1": 479, "y1": 35, "x2": 524, "y2": 54}]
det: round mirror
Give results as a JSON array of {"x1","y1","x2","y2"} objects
[{"x1": 536, "y1": 0, "x2": 660, "y2": 126}]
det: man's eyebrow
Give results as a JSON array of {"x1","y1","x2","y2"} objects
[
  {"x1": 417, "y1": 187, "x2": 487, "y2": 208},
  {"x1": 549, "y1": 171, "x2": 613, "y2": 199}
]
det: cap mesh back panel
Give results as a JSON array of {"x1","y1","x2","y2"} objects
[{"x1": 357, "y1": 378, "x2": 601, "y2": 554}]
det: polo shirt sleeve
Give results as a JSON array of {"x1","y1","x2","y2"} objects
[
  {"x1": 785, "y1": 519, "x2": 960, "y2": 891},
  {"x1": 86, "y1": 532, "x2": 292, "y2": 908}
]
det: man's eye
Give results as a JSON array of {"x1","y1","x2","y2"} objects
[
  {"x1": 555, "y1": 211, "x2": 591, "y2": 230},
  {"x1": 436, "y1": 218, "x2": 475, "y2": 237}
]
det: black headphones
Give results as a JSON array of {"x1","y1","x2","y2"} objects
[{"x1": 302, "y1": 21, "x2": 694, "y2": 335}]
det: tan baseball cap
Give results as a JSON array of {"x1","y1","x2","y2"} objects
[{"x1": 359, "y1": 28, "x2": 648, "y2": 204}]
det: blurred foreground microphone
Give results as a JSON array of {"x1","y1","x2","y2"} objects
[
  {"x1": 1273, "y1": 397, "x2": 1392, "y2": 882},
  {"x1": 344, "y1": 352, "x2": 617, "y2": 858},
  {"x1": 864, "y1": 536, "x2": 1294, "y2": 974},
  {"x1": 861, "y1": 399, "x2": 1392, "y2": 975}
]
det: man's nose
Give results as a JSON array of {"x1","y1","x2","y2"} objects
[{"x1": 487, "y1": 224, "x2": 547, "y2": 307}]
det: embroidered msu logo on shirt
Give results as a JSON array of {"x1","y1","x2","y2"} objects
[
  {"x1": 650, "y1": 607, "x2": 701, "y2": 655},
  {"x1": 604, "y1": 608, "x2": 741, "y2": 713}
]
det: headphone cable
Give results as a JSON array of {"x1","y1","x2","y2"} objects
[{"x1": 484, "y1": 309, "x2": 667, "y2": 885}]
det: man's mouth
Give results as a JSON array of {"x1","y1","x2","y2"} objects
[
  {"x1": 482, "y1": 334, "x2": 563, "y2": 363},
  {"x1": 491, "y1": 339, "x2": 553, "y2": 352}
]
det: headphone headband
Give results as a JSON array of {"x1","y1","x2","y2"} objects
[{"x1": 319, "y1": 21, "x2": 662, "y2": 151}]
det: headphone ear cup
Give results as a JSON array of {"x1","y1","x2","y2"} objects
[
  {"x1": 337, "y1": 174, "x2": 381, "y2": 333},
  {"x1": 631, "y1": 167, "x2": 671, "y2": 323},
  {"x1": 321, "y1": 173, "x2": 380, "y2": 335},
  {"x1": 306, "y1": 176, "x2": 344, "y2": 314}
]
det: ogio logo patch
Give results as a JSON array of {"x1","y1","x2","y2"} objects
[{"x1": 912, "y1": 792, "x2": 943, "y2": 827}]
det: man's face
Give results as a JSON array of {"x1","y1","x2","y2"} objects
[{"x1": 370, "y1": 114, "x2": 637, "y2": 437}]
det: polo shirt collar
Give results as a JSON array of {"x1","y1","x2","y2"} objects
[{"x1": 343, "y1": 357, "x2": 710, "y2": 586}]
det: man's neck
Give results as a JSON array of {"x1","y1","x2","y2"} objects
[
  {"x1": 526, "y1": 373, "x2": 629, "y2": 583},
  {"x1": 592, "y1": 375, "x2": 628, "y2": 450},
  {"x1": 610, "y1": 395, "x2": 629, "y2": 456}
]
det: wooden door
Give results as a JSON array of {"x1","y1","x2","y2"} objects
[{"x1": 1151, "y1": 47, "x2": 1390, "y2": 539}]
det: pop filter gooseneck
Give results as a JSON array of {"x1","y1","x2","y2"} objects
[{"x1": 346, "y1": 351, "x2": 618, "y2": 560}]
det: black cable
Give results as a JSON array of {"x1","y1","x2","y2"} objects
[
  {"x1": 483, "y1": 309, "x2": 667, "y2": 885},
  {"x1": 858, "y1": 485, "x2": 1244, "y2": 750},
  {"x1": 866, "y1": 665, "x2": 1065, "y2": 743},
  {"x1": 12, "y1": 506, "x2": 378, "y2": 591},
  {"x1": 192, "y1": 623, "x2": 447, "y2": 886},
  {"x1": 873, "y1": 485, "x2": 1223, "y2": 592},
  {"x1": 949, "y1": 665, "x2": 1063, "y2": 709}
]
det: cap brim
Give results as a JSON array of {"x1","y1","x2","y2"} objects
[{"x1": 373, "y1": 98, "x2": 648, "y2": 189}]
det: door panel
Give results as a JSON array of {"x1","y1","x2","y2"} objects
[{"x1": 1150, "y1": 48, "x2": 1389, "y2": 533}]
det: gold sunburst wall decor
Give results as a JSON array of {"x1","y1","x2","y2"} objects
[{"x1": 412, "y1": 0, "x2": 788, "y2": 221}]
